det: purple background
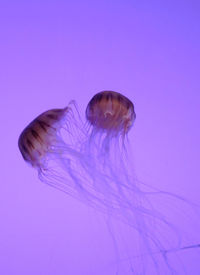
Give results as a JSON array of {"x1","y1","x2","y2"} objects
[{"x1": 1, "y1": 0, "x2": 200, "y2": 274}]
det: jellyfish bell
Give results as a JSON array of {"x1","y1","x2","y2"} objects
[
  {"x1": 18, "y1": 107, "x2": 69, "y2": 169},
  {"x1": 86, "y1": 91, "x2": 136, "y2": 136}
]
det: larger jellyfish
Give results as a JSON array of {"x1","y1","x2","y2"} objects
[
  {"x1": 18, "y1": 91, "x2": 200, "y2": 275},
  {"x1": 18, "y1": 102, "x2": 91, "y2": 201}
]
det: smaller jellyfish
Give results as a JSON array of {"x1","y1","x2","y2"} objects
[{"x1": 82, "y1": 91, "x2": 199, "y2": 274}]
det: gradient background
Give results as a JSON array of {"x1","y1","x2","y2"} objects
[{"x1": 1, "y1": 0, "x2": 200, "y2": 274}]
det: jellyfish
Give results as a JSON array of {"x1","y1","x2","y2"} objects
[
  {"x1": 18, "y1": 102, "x2": 91, "y2": 201},
  {"x1": 84, "y1": 90, "x2": 135, "y2": 174},
  {"x1": 81, "y1": 91, "x2": 169, "y2": 272},
  {"x1": 82, "y1": 91, "x2": 200, "y2": 274},
  {"x1": 18, "y1": 92, "x2": 200, "y2": 274}
]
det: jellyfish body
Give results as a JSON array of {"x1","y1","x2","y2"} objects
[
  {"x1": 86, "y1": 91, "x2": 136, "y2": 135},
  {"x1": 18, "y1": 108, "x2": 68, "y2": 168}
]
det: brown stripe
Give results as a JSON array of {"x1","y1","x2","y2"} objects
[
  {"x1": 106, "y1": 93, "x2": 112, "y2": 101},
  {"x1": 117, "y1": 94, "x2": 122, "y2": 103},
  {"x1": 97, "y1": 93, "x2": 103, "y2": 102},
  {"x1": 27, "y1": 139, "x2": 35, "y2": 149},
  {"x1": 37, "y1": 120, "x2": 48, "y2": 132},
  {"x1": 31, "y1": 129, "x2": 40, "y2": 140},
  {"x1": 46, "y1": 114, "x2": 58, "y2": 120}
]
